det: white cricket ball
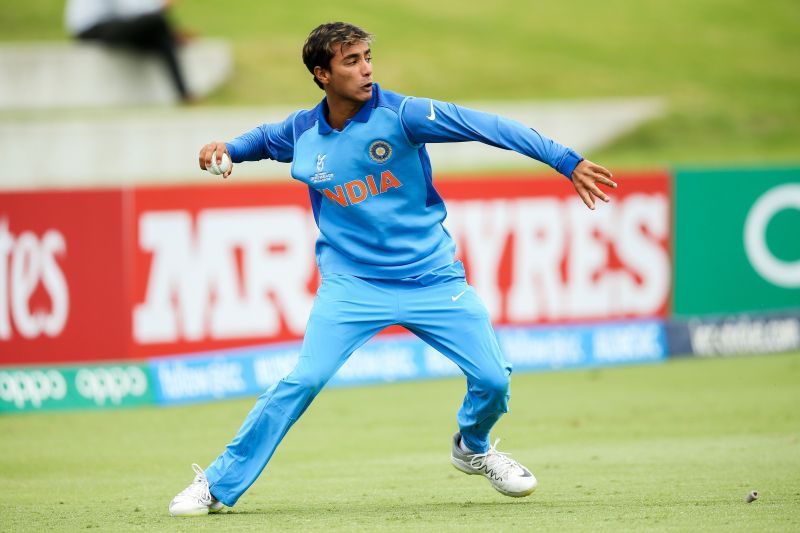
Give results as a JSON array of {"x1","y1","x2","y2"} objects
[
  {"x1": 745, "y1": 490, "x2": 759, "y2": 503},
  {"x1": 207, "y1": 151, "x2": 231, "y2": 175}
]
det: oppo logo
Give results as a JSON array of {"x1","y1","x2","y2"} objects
[
  {"x1": 0, "y1": 369, "x2": 67, "y2": 408},
  {"x1": 0, "y1": 366, "x2": 148, "y2": 410},
  {"x1": 744, "y1": 184, "x2": 800, "y2": 288},
  {"x1": 75, "y1": 367, "x2": 148, "y2": 406}
]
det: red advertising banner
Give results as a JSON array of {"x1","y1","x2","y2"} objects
[
  {"x1": 1, "y1": 171, "x2": 671, "y2": 364},
  {"x1": 0, "y1": 190, "x2": 128, "y2": 364},
  {"x1": 130, "y1": 172, "x2": 672, "y2": 358},
  {"x1": 439, "y1": 172, "x2": 672, "y2": 325},
  {"x1": 130, "y1": 182, "x2": 318, "y2": 358}
]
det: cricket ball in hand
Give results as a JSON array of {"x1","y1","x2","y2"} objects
[{"x1": 207, "y1": 151, "x2": 231, "y2": 175}]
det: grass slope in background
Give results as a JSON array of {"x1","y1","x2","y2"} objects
[
  {"x1": 1, "y1": 1, "x2": 798, "y2": 168},
  {"x1": 1, "y1": 353, "x2": 798, "y2": 531}
]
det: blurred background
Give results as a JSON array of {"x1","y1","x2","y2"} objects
[
  {"x1": 1, "y1": 0, "x2": 798, "y2": 187},
  {"x1": 0, "y1": 1, "x2": 798, "y2": 530}
]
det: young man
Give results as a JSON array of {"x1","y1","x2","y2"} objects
[
  {"x1": 65, "y1": 0, "x2": 192, "y2": 103},
  {"x1": 169, "y1": 22, "x2": 616, "y2": 516}
]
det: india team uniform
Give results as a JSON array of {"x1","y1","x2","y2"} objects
[{"x1": 203, "y1": 84, "x2": 584, "y2": 506}]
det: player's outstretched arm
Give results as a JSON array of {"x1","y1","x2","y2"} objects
[
  {"x1": 199, "y1": 113, "x2": 298, "y2": 179},
  {"x1": 570, "y1": 159, "x2": 617, "y2": 210},
  {"x1": 198, "y1": 141, "x2": 234, "y2": 179},
  {"x1": 400, "y1": 98, "x2": 582, "y2": 178}
]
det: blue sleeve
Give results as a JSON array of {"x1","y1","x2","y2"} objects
[
  {"x1": 225, "y1": 112, "x2": 297, "y2": 164},
  {"x1": 400, "y1": 97, "x2": 583, "y2": 179}
]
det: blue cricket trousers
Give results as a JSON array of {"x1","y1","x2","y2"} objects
[{"x1": 204, "y1": 262, "x2": 512, "y2": 506}]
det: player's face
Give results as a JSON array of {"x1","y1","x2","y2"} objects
[{"x1": 325, "y1": 41, "x2": 373, "y2": 103}]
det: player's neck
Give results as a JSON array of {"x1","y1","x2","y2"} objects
[{"x1": 324, "y1": 92, "x2": 365, "y2": 130}]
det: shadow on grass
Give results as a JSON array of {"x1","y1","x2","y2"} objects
[{"x1": 215, "y1": 498, "x2": 538, "y2": 517}]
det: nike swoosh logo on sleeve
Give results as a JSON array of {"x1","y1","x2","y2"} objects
[{"x1": 426, "y1": 99, "x2": 436, "y2": 121}]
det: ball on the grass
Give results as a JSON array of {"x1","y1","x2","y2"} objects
[{"x1": 745, "y1": 490, "x2": 759, "y2": 503}]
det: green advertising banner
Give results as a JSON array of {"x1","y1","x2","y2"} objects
[
  {"x1": 0, "y1": 364, "x2": 155, "y2": 413},
  {"x1": 674, "y1": 167, "x2": 800, "y2": 316}
]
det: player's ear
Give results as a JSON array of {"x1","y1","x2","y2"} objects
[{"x1": 313, "y1": 66, "x2": 330, "y2": 87}]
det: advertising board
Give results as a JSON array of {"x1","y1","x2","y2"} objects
[
  {"x1": 674, "y1": 167, "x2": 800, "y2": 316},
  {"x1": 0, "y1": 362, "x2": 154, "y2": 413},
  {"x1": 149, "y1": 320, "x2": 667, "y2": 406},
  {"x1": 1, "y1": 172, "x2": 672, "y2": 366},
  {"x1": 0, "y1": 190, "x2": 129, "y2": 365},
  {"x1": 665, "y1": 310, "x2": 800, "y2": 357},
  {"x1": 132, "y1": 173, "x2": 672, "y2": 357}
]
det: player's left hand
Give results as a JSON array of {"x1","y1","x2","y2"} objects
[{"x1": 570, "y1": 159, "x2": 617, "y2": 210}]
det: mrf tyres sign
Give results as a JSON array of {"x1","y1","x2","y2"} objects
[
  {"x1": 131, "y1": 174, "x2": 671, "y2": 357},
  {"x1": 0, "y1": 174, "x2": 671, "y2": 365}
]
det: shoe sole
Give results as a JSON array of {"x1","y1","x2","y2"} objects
[
  {"x1": 169, "y1": 509, "x2": 209, "y2": 517},
  {"x1": 169, "y1": 505, "x2": 224, "y2": 517},
  {"x1": 451, "y1": 456, "x2": 537, "y2": 498}
]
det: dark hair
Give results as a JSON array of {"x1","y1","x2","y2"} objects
[{"x1": 302, "y1": 22, "x2": 373, "y2": 90}]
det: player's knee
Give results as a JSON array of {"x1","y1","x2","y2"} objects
[
  {"x1": 477, "y1": 370, "x2": 510, "y2": 398},
  {"x1": 288, "y1": 372, "x2": 327, "y2": 396}
]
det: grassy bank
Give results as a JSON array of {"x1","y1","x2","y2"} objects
[{"x1": 2, "y1": 1, "x2": 798, "y2": 167}]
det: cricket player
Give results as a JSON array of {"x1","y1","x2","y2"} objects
[{"x1": 169, "y1": 21, "x2": 616, "y2": 516}]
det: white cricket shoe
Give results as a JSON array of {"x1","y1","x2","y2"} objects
[
  {"x1": 168, "y1": 464, "x2": 225, "y2": 517},
  {"x1": 450, "y1": 432, "x2": 538, "y2": 497}
]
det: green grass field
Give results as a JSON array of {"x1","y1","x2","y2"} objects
[
  {"x1": 1, "y1": 353, "x2": 798, "y2": 531},
  {"x1": 2, "y1": 1, "x2": 798, "y2": 167}
]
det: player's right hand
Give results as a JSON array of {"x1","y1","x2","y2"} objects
[{"x1": 199, "y1": 141, "x2": 233, "y2": 178}]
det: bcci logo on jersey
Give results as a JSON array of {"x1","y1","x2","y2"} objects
[
  {"x1": 311, "y1": 154, "x2": 334, "y2": 183},
  {"x1": 368, "y1": 140, "x2": 392, "y2": 163}
]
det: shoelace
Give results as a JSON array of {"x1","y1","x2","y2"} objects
[
  {"x1": 468, "y1": 439, "x2": 522, "y2": 481},
  {"x1": 177, "y1": 463, "x2": 213, "y2": 505}
]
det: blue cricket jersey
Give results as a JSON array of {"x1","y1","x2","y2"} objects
[{"x1": 226, "y1": 84, "x2": 583, "y2": 279}]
